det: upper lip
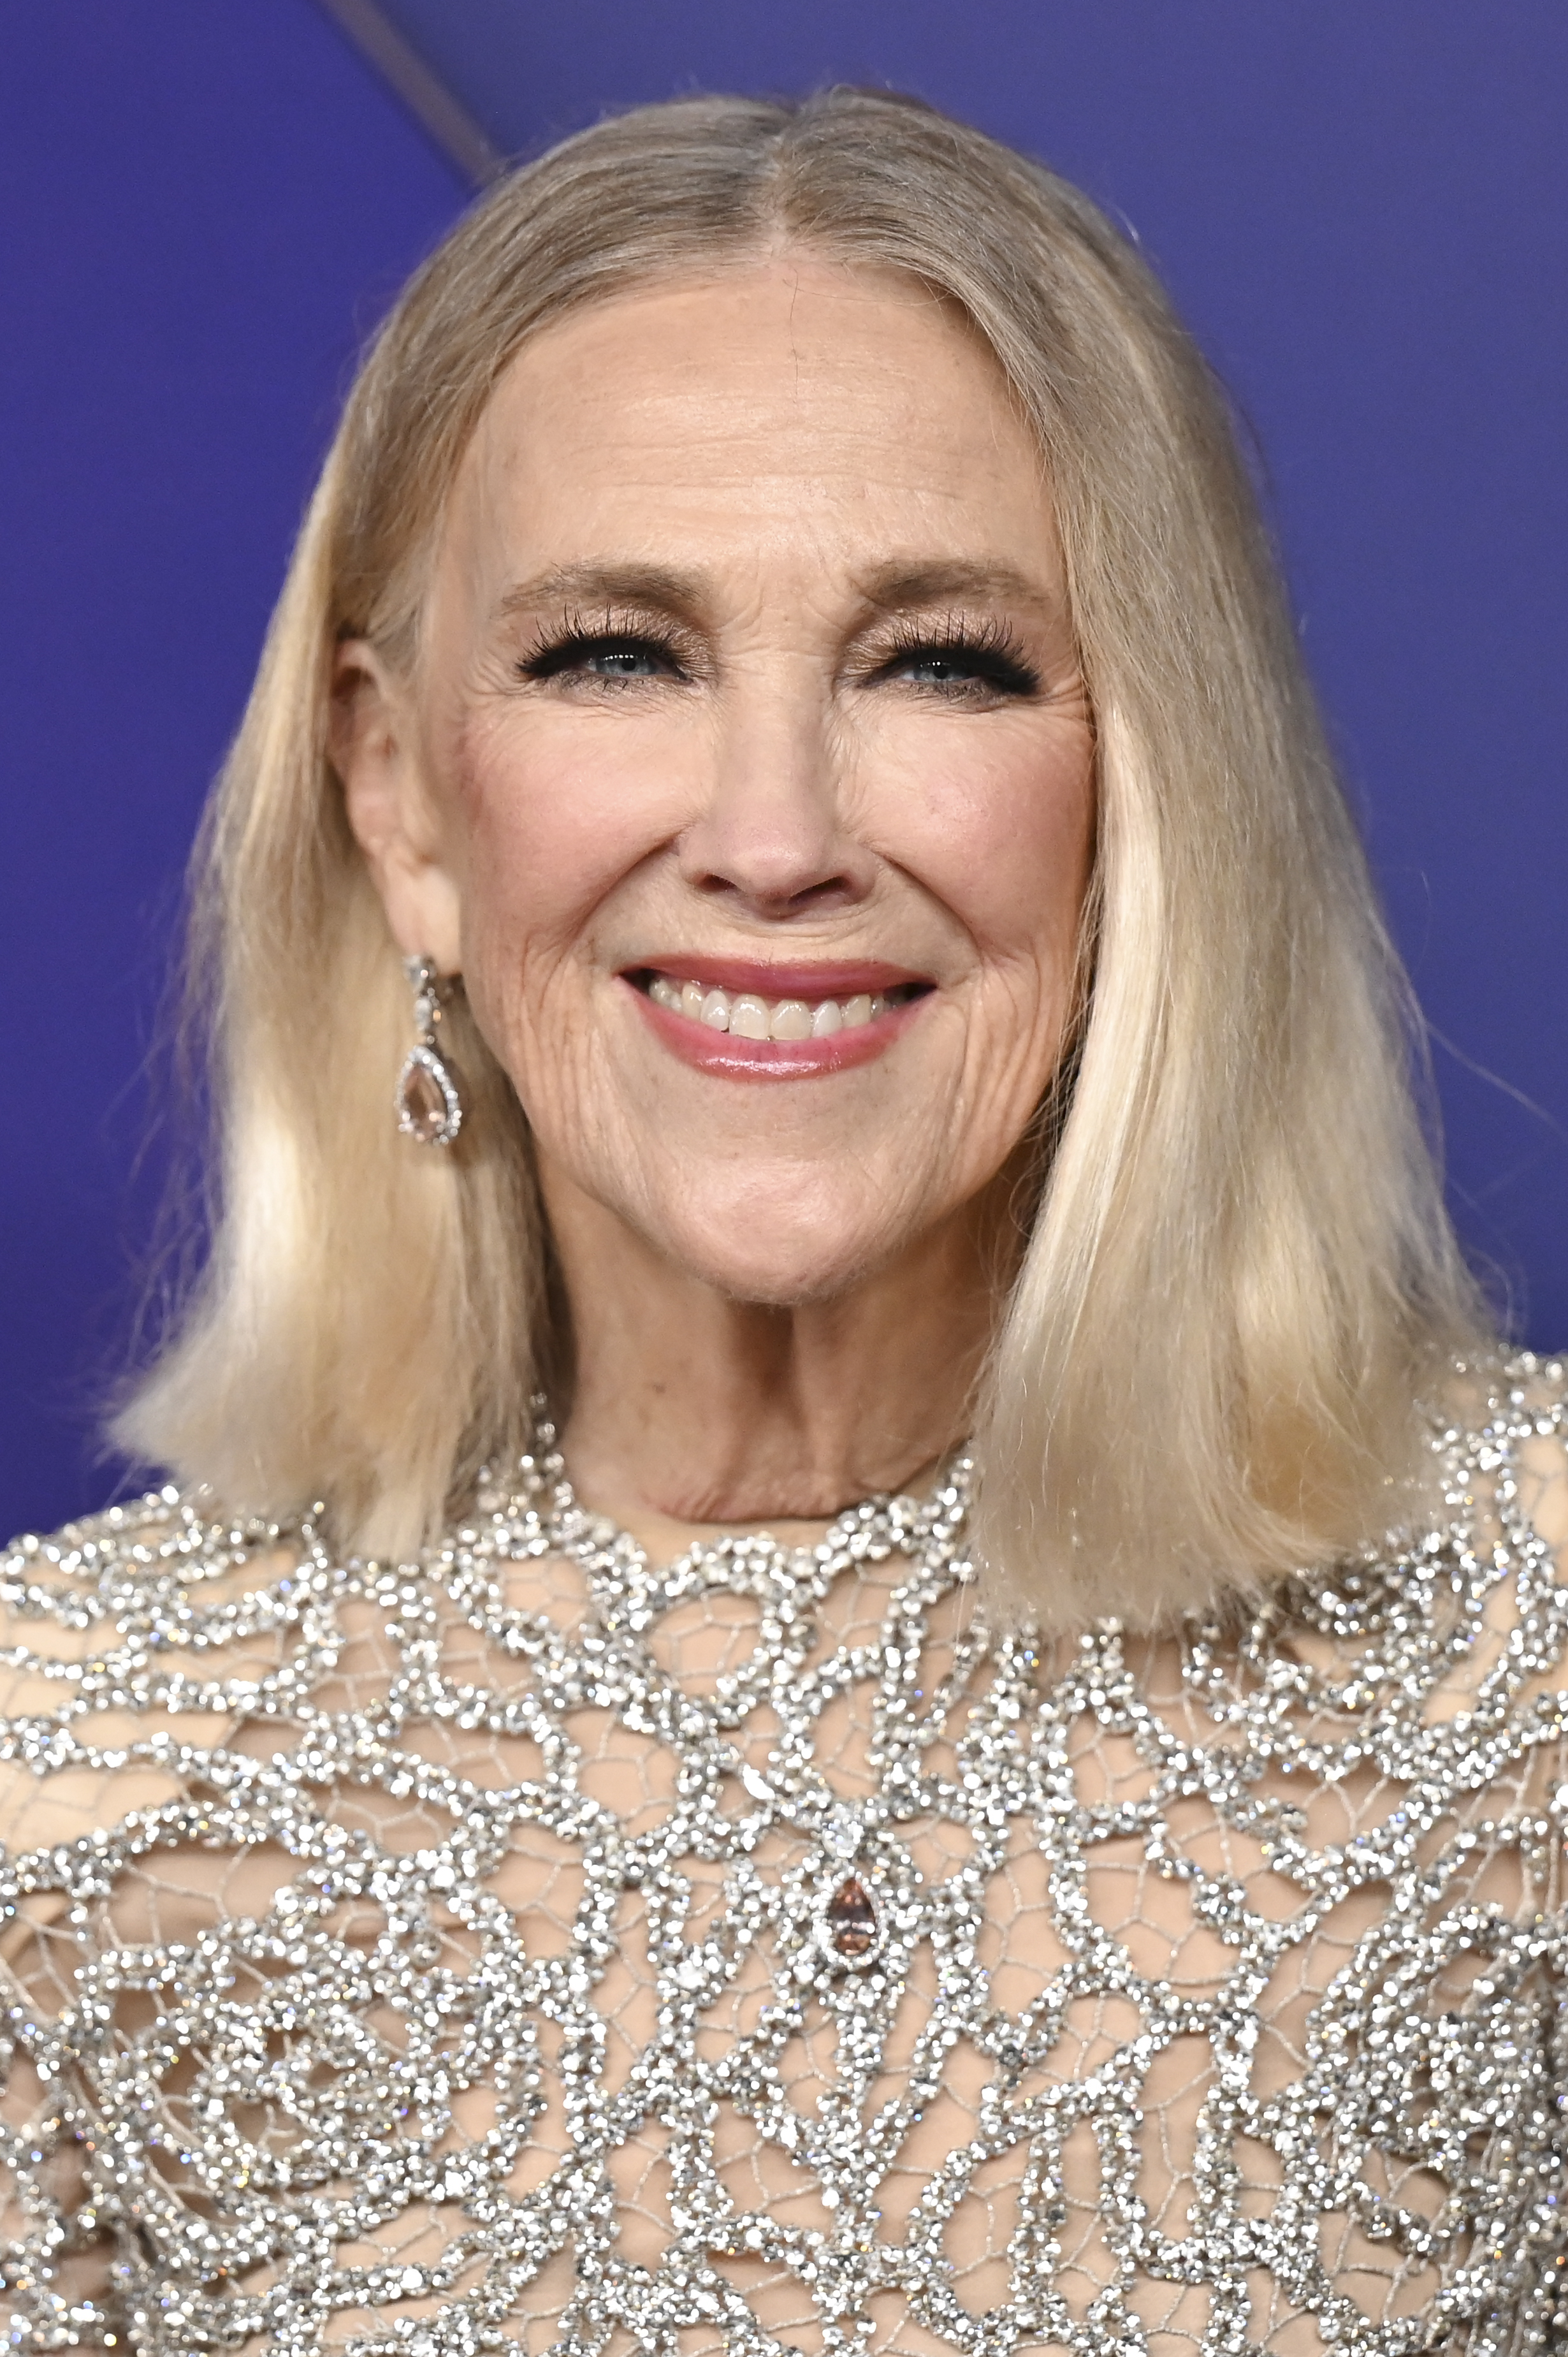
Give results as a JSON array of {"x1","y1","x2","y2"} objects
[{"x1": 625, "y1": 954, "x2": 933, "y2": 998}]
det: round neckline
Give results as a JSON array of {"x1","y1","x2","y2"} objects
[{"x1": 523, "y1": 1434, "x2": 973, "y2": 1577}]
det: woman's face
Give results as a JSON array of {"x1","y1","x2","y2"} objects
[{"x1": 351, "y1": 256, "x2": 1095, "y2": 1306}]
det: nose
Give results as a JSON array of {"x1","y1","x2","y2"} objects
[{"x1": 676, "y1": 674, "x2": 873, "y2": 921}]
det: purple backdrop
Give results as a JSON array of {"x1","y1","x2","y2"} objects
[{"x1": 3, "y1": 1, "x2": 1564, "y2": 1541}]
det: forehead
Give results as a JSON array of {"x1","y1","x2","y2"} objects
[{"x1": 442, "y1": 254, "x2": 1057, "y2": 578}]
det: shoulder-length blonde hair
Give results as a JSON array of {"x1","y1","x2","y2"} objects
[{"x1": 115, "y1": 87, "x2": 1488, "y2": 1626}]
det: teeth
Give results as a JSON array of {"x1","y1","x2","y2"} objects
[{"x1": 644, "y1": 977, "x2": 910, "y2": 1037}]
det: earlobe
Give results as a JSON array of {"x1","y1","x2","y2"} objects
[{"x1": 333, "y1": 640, "x2": 464, "y2": 972}]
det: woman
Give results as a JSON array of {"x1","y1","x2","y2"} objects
[{"x1": 1, "y1": 87, "x2": 1563, "y2": 2355}]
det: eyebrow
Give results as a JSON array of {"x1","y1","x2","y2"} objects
[
  {"x1": 495, "y1": 563, "x2": 708, "y2": 623},
  {"x1": 855, "y1": 558, "x2": 1060, "y2": 616},
  {"x1": 493, "y1": 555, "x2": 1061, "y2": 628}
]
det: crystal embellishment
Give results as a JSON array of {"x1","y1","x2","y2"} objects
[
  {"x1": 1, "y1": 1355, "x2": 1567, "y2": 2349},
  {"x1": 820, "y1": 1871, "x2": 882, "y2": 1966},
  {"x1": 396, "y1": 1042, "x2": 462, "y2": 1146},
  {"x1": 396, "y1": 955, "x2": 462, "y2": 1147}
]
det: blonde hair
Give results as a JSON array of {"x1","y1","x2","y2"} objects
[{"x1": 115, "y1": 88, "x2": 1488, "y2": 1626}]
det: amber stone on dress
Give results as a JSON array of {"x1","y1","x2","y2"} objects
[
  {"x1": 825, "y1": 1874, "x2": 878, "y2": 1957},
  {"x1": 399, "y1": 1058, "x2": 449, "y2": 1144}
]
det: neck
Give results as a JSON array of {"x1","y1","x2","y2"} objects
[{"x1": 541, "y1": 1165, "x2": 1017, "y2": 1533}]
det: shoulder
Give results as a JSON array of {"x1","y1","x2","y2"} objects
[
  {"x1": 0, "y1": 1483, "x2": 306, "y2": 1862},
  {"x1": 1500, "y1": 1347, "x2": 1568, "y2": 1565},
  {"x1": 1290, "y1": 1347, "x2": 1568, "y2": 1740},
  {"x1": 1424, "y1": 1344, "x2": 1568, "y2": 1594}
]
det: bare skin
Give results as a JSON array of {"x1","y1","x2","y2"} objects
[{"x1": 337, "y1": 254, "x2": 1096, "y2": 1533}]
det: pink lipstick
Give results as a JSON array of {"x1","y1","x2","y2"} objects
[{"x1": 620, "y1": 958, "x2": 933, "y2": 1080}]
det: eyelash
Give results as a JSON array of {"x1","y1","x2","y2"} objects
[
  {"x1": 516, "y1": 608, "x2": 695, "y2": 685},
  {"x1": 516, "y1": 607, "x2": 1043, "y2": 699},
  {"x1": 875, "y1": 615, "x2": 1041, "y2": 698}
]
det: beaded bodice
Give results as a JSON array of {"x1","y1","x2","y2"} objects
[{"x1": 1, "y1": 1360, "x2": 1567, "y2": 2356}]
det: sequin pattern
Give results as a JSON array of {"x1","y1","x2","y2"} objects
[{"x1": 1, "y1": 1358, "x2": 1566, "y2": 2354}]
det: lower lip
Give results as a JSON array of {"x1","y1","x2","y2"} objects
[{"x1": 626, "y1": 980, "x2": 926, "y2": 1079}]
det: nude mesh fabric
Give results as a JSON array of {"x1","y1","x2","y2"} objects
[{"x1": 0, "y1": 1355, "x2": 1565, "y2": 2354}]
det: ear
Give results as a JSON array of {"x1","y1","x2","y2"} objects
[{"x1": 332, "y1": 639, "x2": 464, "y2": 973}]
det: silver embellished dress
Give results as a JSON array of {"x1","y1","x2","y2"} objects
[{"x1": 2, "y1": 1357, "x2": 1567, "y2": 2356}]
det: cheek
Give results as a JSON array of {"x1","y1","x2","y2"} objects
[
  {"x1": 444, "y1": 711, "x2": 678, "y2": 984},
  {"x1": 872, "y1": 717, "x2": 1095, "y2": 977}
]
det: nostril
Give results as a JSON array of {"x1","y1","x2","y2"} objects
[
  {"x1": 695, "y1": 870, "x2": 862, "y2": 917},
  {"x1": 679, "y1": 794, "x2": 872, "y2": 913}
]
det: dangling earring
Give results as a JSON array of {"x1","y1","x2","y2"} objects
[{"x1": 395, "y1": 956, "x2": 464, "y2": 1146}]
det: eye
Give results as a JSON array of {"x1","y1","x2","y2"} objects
[
  {"x1": 897, "y1": 650, "x2": 1017, "y2": 689},
  {"x1": 517, "y1": 624, "x2": 688, "y2": 686},
  {"x1": 873, "y1": 625, "x2": 1040, "y2": 701}
]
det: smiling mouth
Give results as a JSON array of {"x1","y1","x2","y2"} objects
[{"x1": 628, "y1": 968, "x2": 931, "y2": 1041}]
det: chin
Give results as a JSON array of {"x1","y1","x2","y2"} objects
[
  {"x1": 650, "y1": 1189, "x2": 900, "y2": 1310},
  {"x1": 672, "y1": 1239, "x2": 884, "y2": 1311}
]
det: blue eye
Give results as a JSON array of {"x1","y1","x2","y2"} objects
[
  {"x1": 901, "y1": 653, "x2": 984, "y2": 686},
  {"x1": 519, "y1": 629, "x2": 684, "y2": 684},
  {"x1": 883, "y1": 636, "x2": 1040, "y2": 697},
  {"x1": 582, "y1": 643, "x2": 667, "y2": 678}
]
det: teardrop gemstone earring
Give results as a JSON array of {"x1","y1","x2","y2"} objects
[{"x1": 395, "y1": 956, "x2": 464, "y2": 1147}]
